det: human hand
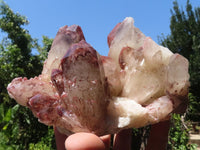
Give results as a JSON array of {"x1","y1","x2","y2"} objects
[
  {"x1": 54, "y1": 128, "x2": 132, "y2": 150},
  {"x1": 54, "y1": 120, "x2": 170, "y2": 150}
]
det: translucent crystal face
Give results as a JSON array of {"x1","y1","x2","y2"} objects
[{"x1": 7, "y1": 17, "x2": 189, "y2": 136}]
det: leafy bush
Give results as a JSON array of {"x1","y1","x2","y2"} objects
[
  {"x1": 167, "y1": 114, "x2": 197, "y2": 150},
  {"x1": 0, "y1": 1, "x2": 54, "y2": 149}
]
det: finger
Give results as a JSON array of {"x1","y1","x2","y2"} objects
[
  {"x1": 145, "y1": 120, "x2": 170, "y2": 150},
  {"x1": 113, "y1": 129, "x2": 132, "y2": 150},
  {"x1": 65, "y1": 132, "x2": 107, "y2": 150},
  {"x1": 54, "y1": 127, "x2": 68, "y2": 150},
  {"x1": 100, "y1": 135, "x2": 111, "y2": 149}
]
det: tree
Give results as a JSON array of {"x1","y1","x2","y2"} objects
[
  {"x1": 0, "y1": 1, "x2": 54, "y2": 149},
  {"x1": 159, "y1": 0, "x2": 200, "y2": 122},
  {"x1": 158, "y1": 1, "x2": 200, "y2": 149}
]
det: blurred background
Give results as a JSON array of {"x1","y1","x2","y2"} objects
[{"x1": 0, "y1": 0, "x2": 200, "y2": 149}]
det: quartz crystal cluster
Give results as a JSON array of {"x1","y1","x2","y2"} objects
[{"x1": 7, "y1": 17, "x2": 190, "y2": 136}]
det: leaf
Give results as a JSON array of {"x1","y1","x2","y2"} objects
[
  {"x1": 25, "y1": 117, "x2": 30, "y2": 124},
  {"x1": 2, "y1": 123, "x2": 8, "y2": 130},
  {"x1": 3, "y1": 108, "x2": 11, "y2": 122},
  {"x1": 11, "y1": 104, "x2": 19, "y2": 118},
  {"x1": 0, "y1": 104, "x2": 4, "y2": 120}
]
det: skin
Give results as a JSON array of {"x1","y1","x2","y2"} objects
[
  {"x1": 54, "y1": 120, "x2": 170, "y2": 150},
  {"x1": 145, "y1": 120, "x2": 171, "y2": 150}
]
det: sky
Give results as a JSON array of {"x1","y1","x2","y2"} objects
[{"x1": 1, "y1": 0, "x2": 200, "y2": 56}]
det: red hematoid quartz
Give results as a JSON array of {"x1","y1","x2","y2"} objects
[{"x1": 7, "y1": 17, "x2": 190, "y2": 136}]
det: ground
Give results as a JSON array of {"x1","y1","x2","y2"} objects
[{"x1": 190, "y1": 134, "x2": 200, "y2": 149}]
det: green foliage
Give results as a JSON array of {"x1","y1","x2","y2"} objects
[
  {"x1": 36, "y1": 36, "x2": 53, "y2": 61},
  {"x1": 0, "y1": 1, "x2": 30, "y2": 56},
  {"x1": 28, "y1": 127, "x2": 55, "y2": 150},
  {"x1": 29, "y1": 142, "x2": 52, "y2": 150},
  {"x1": 159, "y1": 1, "x2": 200, "y2": 149},
  {"x1": 131, "y1": 126, "x2": 150, "y2": 150},
  {"x1": 1, "y1": 0, "x2": 200, "y2": 149},
  {"x1": 168, "y1": 114, "x2": 197, "y2": 150},
  {"x1": 187, "y1": 93, "x2": 200, "y2": 121},
  {"x1": 159, "y1": 0, "x2": 200, "y2": 122},
  {"x1": 0, "y1": 1, "x2": 54, "y2": 150}
]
